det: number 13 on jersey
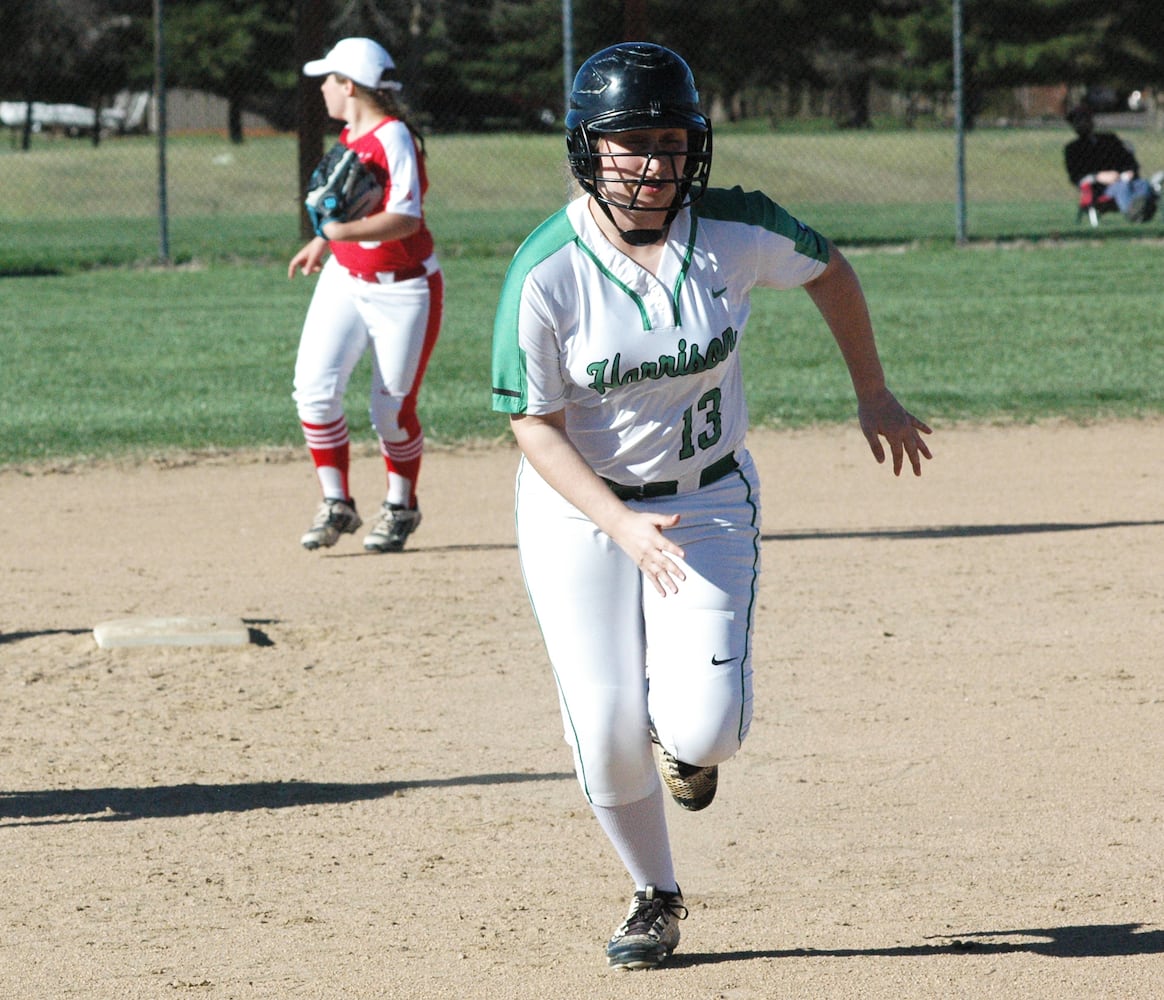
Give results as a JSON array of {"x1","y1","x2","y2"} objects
[{"x1": 679, "y1": 387, "x2": 723, "y2": 460}]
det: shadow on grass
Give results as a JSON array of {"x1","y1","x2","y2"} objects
[{"x1": 0, "y1": 266, "x2": 66, "y2": 278}]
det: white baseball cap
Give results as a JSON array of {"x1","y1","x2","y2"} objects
[{"x1": 303, "y1": 37, "x2": 402, "y2": 91}]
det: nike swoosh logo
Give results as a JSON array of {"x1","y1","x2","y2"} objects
[
  {"x1": 711, "y1": 654, "x2": 738, "y2": 665},
  {"x1": 712, "y1": 287, "x2": 727, "y2": 298}
]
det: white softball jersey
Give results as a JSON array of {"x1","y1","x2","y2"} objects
[
  {"x1": 492, "y1": 186, "x2": 830, "y2": 489},
  {"x1": 492, "y1": 187, "x2": 831, "y2": 806}
]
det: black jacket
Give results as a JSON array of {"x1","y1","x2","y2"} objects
[{"x1": 1064, "y1": 132, "x2": 1139, "y2": 186}]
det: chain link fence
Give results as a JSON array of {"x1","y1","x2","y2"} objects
[{"x1": 3, "y1": 2, "x2": 1162, "y2": 274}]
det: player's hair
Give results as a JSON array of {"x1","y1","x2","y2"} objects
[{"x1": 340, "y1": 75, "x2": 427, "y2": 158}]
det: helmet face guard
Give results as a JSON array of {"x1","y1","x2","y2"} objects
[
  {"x1": 567, "y1": 120, "x2": 712, "y2": 211},
  {"x1": 566, "y1": 43, "x2": 712, "y2": 243}
]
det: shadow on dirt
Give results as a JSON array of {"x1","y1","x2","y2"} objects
[
  {"x1": 0, "y1": 773, "x2": 575, "y2": 826},
  {"x1": 672, "y1": 922, "x2": 1164, "y2": 963},
  {"x1": 764, "y1": 519, "x2": 1164, "y2": 542}
]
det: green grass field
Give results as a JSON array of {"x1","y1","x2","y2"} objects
[{"x1": 1, "y1": 129, "x2": 1161, "y2": 467}]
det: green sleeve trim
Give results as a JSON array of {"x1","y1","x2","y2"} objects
[
  {"x1": 695, "y1": 186, "x2": 829, "y2": 263},
  {"x1": 491, "y1": 209, "x2": 576, "y2": 413}
]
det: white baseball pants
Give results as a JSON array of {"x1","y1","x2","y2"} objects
[{"x1": 515, "y1": 449, "x2": 761, "y2": 807}]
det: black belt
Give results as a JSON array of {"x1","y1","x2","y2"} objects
[
  {"x1": 348, "y1": 264, "x2": 427, "y2": 284},
  {"x1": 604, "y1": 452, "x2": 739, "y2": 501}
]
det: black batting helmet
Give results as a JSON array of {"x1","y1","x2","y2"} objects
[{"x1": 566, "y1": 42, "x2": 712, "y2": 238}]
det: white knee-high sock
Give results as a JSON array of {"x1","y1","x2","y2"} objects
[{"x1": 590, "y1": 785, "x2": 678, "y2": 893}]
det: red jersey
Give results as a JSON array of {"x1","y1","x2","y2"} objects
[{"x1": 329, "y1": 118, "x2": 434, "y2": 274}]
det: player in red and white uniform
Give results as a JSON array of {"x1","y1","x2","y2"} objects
[
  {"x1": 491, "y1": 43, "x2": 932, "y2": 969},
  {"x1": 290, "y1": 37, "x2": 442, "y2": 553}
]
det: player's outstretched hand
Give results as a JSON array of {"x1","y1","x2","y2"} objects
[
  {"x1": 857, "y1": 387, "x2": 933, "y2": 476},
  {"x1": 609, "y1": 510, "x2": 686, "y2": 597},
  {"x1": 288, "y1": 237, "x2": 327, "y2": 279}
]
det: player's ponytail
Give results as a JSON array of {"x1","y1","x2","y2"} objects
[{"x1": 354, "y1": 80, "x2": 427, "y2": 159}]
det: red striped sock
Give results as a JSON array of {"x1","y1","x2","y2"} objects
[
  {"x1": 381, "y1": 432, "x2": 424, "y2": 506},
  {"x1": 302, "y1": 417, "x2": 352, "y2": 499}
]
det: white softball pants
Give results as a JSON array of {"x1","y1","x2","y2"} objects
[
  {"x1": 515, "y1": 450, "x2": 760, "y2": 807},
  {"x1": 292, "y1": 255, "x2": 440, "y2": 443}
]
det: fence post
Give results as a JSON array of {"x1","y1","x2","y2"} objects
[
  {"x1": 953, "y1": 0, "x2": 967, "y2": 245},
  {"x1": 561, "y1": 0, "x2": 574, "y2": 117},
  {"x1": 296, "y1": 0, "x2": 326, "y2": 241},
  {"x1": 154, "y1": 0, "x2": 170, "y2": 265}
]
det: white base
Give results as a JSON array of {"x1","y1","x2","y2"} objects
[{"x1": 93, "y1": 616, "x2": 250, "y2": 649}]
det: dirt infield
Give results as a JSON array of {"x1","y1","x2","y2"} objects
[{"x1": 2, "y1": 420, "x2": 1161, "y2": 999}]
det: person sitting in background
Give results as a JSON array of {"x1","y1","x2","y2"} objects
[{"x1": 1064, "y1": 103, "x2": 1160, "y2": 223}]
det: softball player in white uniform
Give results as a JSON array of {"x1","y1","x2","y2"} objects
[
  {"x1": 290, "y1": 38, "x2": 442, "y2": 553},
  {"x1": 491, "y1": 43, "x2": 932, "y2": 969}
]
